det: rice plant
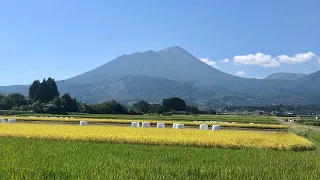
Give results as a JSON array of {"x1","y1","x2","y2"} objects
[
  {"x1": 0, "y1": 123, "x2": 311, "y2": 150},
  {"x1": 0, "y1": 116, "x2": 288, "y2": 129},
  {"x1": 0, "y1": 137, "x2": 319, "y2": 179}
]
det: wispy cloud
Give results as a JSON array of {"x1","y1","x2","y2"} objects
[
  {"x1": 277, "y1": 52, "x2": 316, "y2": 64},
  {"x1": 235, "y1": 71, "x2": 245, "y2": 76},
  {"x1": 220, "y1": 59, "x2": 230, "y2": 63},
  {"x1": 233, "y1": 53, "x2": 280, "y2": 67},
  {"x1": 318, "y1": 57, "x2": 320, "y2": 64},
  {"x1": 200, "y1": 58, "x2": 216, "y2": 67}
]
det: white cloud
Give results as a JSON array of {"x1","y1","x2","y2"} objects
[
  {"x1": 235, "y1": 71, "x2": 245, "y2": 76},
  {"x1": 200, "y1": 58, "x2": 216, "y2": 67},
  {"x1": 220, "y1": 58, "x2": 230, "y2": 63},
  {"x1": 203, "y1": 51, "x2": 318, "y2": 68},
  {"x1": 277, "y1": 52, "x2": 316, "y2": 64},
  {"x1": 233, "y1": 53, "x2": 281, "y2": 67}
]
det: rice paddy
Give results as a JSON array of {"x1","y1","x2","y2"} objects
[
  {"x1": 0, "y1": 123, "x2": 312, "y2": 150},
  {"x1": 0, "y1": 114, "x2": 319, "y2": 179},
  {"x1": 0, "y1": 116, "x2": 289, "y2": 129},
  {"x1": 0, "y1": 137, "x2": 319, "y2": 179}
]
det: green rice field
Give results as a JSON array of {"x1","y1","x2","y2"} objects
[
  {"x1": 0, "y1": 130, "x2": 320, "y2": 179},
  {"x1": 1, "y1": 114, "x2": 319, "y2": 179},
  {"x1": 0, "y1": 137, "x2": 319, "y2": 179}
]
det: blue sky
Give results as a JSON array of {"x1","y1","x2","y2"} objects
[{"x1": 0, "y1": 0, "x2": 319, "y2": 85}]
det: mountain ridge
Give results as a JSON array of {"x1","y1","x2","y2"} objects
[{"x1": 265, "y1": 72, "x2": 307, "y2": 81}]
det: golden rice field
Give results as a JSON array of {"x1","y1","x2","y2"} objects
[
  {"x1": 0, "y1": 116, "x2": 289, "y2": 129},
  {"x1": 0, "y1": 123, "x2": 312, "y2": 150}
]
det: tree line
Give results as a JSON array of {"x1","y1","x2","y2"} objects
[
  {"x1": 3, "y1": 77, "x2": 316, "y2": 115},
  {"x1": 0, "y1": 78, "x2": 212, "y2": 115}
]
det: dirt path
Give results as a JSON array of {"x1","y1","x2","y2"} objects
[{"x1": 278, "y1": 118, "x2": 320, "y2": 132}]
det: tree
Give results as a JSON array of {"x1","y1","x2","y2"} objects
[
  {"x1": 132, "y1": 100, "x2": 151, "y2": 114},
  {"x1": 0, "y1": 93, "x2": 6, "y2": 109},
  {"x1": 31, "y1": 100, "x2": 44, "y2": 113},
  {"x1": 46, "y1": 78, "x2": 60, "y2": 102},
  {"x1": 50, "y1": 96, "x2": 66, "y2": 114},
  {"x1": 8, "y1": 93, "x2": 28, "y2": 106},
  {"x1": 162, "y1": 97, "x2": 187, "y2": 112},
  {"x1": 29, "y1": 80, "x2": 41, "y2": 102},
  {"x1": 38, "y1": 78, "x2": 47, "y2": 102},
  {"x1": 79, "y1": 102, "x2": 96, "y2": 114},
  {"x1": 28, "y1": 78, "x2": 60, "y2": 103},
  {"x1": 186, "y1": 105, "x2": 201, "y2": 114},
  {"x1": 92, "y1": 100, "x2": 128, "y2": 114},
  {"x1": 1, "y1": 93, "x2": 28, "y2": 110},
  {"x1": 150, "y1": 104, "x2": 163, "y2": 114},
  {"x1": 53, "y1": 96, "x2": 62, "y2": 108},
  {"x1": 61, "y1": 93, "x2": 79, "y2": 112},
  {"x1": 100, "y1": 100, "x2": 128, "y2": 114},
  {"x1": 108, "y1": 100, "x2": 128, "y2": 114}
]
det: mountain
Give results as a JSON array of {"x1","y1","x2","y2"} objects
[
  {"x1": 59, "y1": 75, "x2": 216, "y2": 104},
  {"x1": 67, "y1": 46, "x2": 244, "y2": 86},
  {"x1": 65, "y1": 46, "x2": 297, "y2": 91},
  {"x1": 1, "y1": 46, "x2": 320, "y2": 107},
  {"x1": 0, "y1": 85, "x2": 29, "y2": 96},
  {"x1": 265, "y1": 73, "x2": 306, "y2": 81},
  {"x1": 299, "y1": 70, "x2": 320, "y2": 86}
]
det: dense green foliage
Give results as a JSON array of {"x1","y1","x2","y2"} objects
[
  {"x1": 0, "y1": 93, "x2": 28, "y2": 110},
  {"x1": 0, "y1": 78, "x2": 207, "y2": 115},
  {"x1": 29, "y1": 78, "x2": 59, "y2": 103},
  {"x1": 0, "y1": 137, "x2": 319, "y2": 179},
  {"x1": 84, "y1": 100, "x2": 128, "y2": 114},
  {"x1": 0, "y1": 78, "x2": 130, "y2": 114},
  {"x1": 162, "y1": 97, "x2": 187, "y2": 112},
  {"x1": 132, "y1": 100, "x2": 153, "y2": 114}
]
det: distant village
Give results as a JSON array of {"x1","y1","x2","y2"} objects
[{"x1": 215, "y1": 109, "x2": 318, "y2": 117}]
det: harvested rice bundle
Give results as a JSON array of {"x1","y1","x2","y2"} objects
[
  {"x1": 132, "y1": 122, "x2": 140, "y2": 128},
  {"x1": 8, "y1": 119, "x2": 16, "y2": 123},
  {"x1": 176, "y1": 124, "x2": 184, "y2": 129},
  {"x1": 173, "y1": 123, "x2": 178, "y2": 129},
  {"x1": 200, "y1": 124, "x2": 208, "y2": 130},
  {"x1": 80, "y1": 121, "x2": 88, "y2": 126},
  {"x1": 142, "y1": 122, "x2": 150, "y2": 128},
  {"x1": 212, "y1": 125, "x2": 220, "y2": 130},
  {"x1": 157, "y1": 123, "x2": 165, "y2": 128}
]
